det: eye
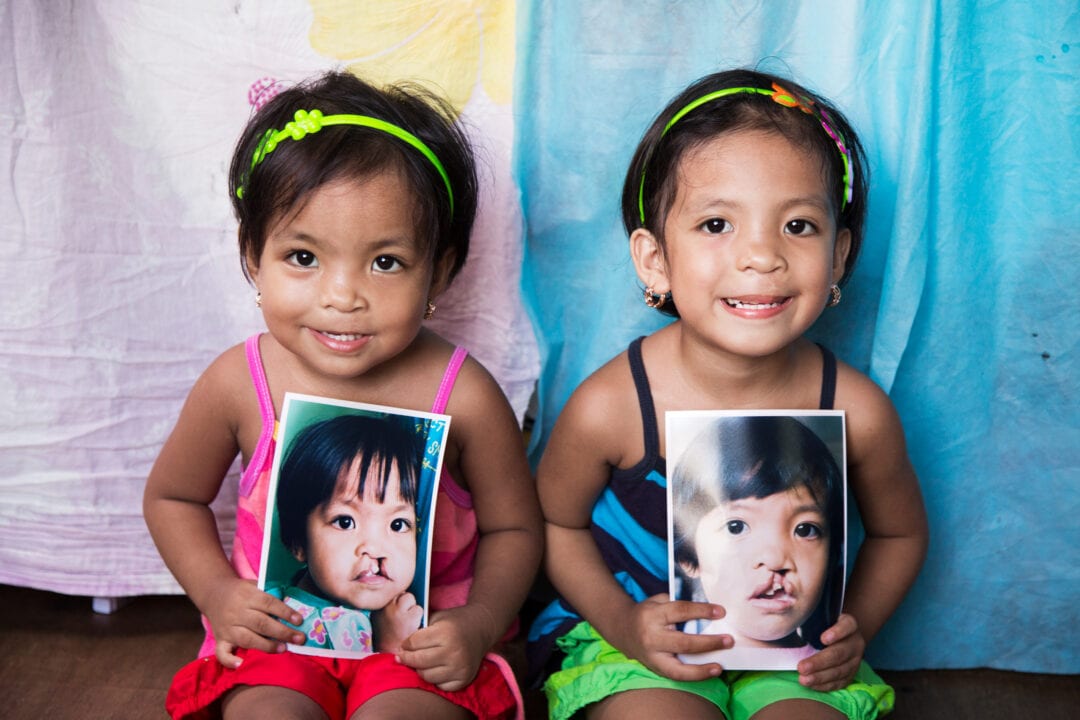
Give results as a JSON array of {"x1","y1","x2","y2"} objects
[
  {"x1": 372, "y1": 255, "x2": 404, "y2": 272},
  {"x1": 287, "y1": 250, "x2": 318, "y2": 268},
  {"x1": 725, "y1": 520, "x2": 748, "y2": 536},
  {"x1": 389, "y1": 517, "x2": 413, "y2": 533},
  {"x1": 794, "y1": 522, "x2": 823, "y2": 539},
  {"x1": 329, "y1": 515, "x2": 355, "y2": 531},
  {"x1": 701, "y1": 218, "x2": 733, "y2": 235},
  {"x1": 785, "y1": 219, "x2": 818, "y2": 236}
]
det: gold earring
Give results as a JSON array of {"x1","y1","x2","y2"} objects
[
  {"x1": 424, "y1": 300, "x2": 436, "y2": 320},
  {"x1": 644, "y1": 287, "x2": 668, "y2": 309},
  {"x1": 827, "y1": 285, "x2": 841, "y2": 307},
  {"x1": 255, "y1": 292, "x2": 262, "y2": 308}
]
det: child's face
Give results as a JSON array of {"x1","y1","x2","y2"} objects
[
  {"x1": 646, "y1": 129, "x2": 850, "y2": 359},
  {"x1": 298, "y1": 454, "x2": 417, "y2": 611},
  {"x1": 690, "y1": 485, "x2": 829, "y2": 646},
  {"x1": 248, "y1": 169, "x2": 438, "y2": 382}
]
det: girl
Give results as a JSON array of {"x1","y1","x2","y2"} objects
[
  {"x1": 267, "y1": 413, "x2": 429, "y2": 658},
  {"x1": 144, "y1": 70, "x2": 542, "y2": 720},
  {"x1": 671, "y1": 414, "x2": 846, "y2": 670},
  {"x1": 529, "y1": 68, "x2": 928, "y2": 720}
]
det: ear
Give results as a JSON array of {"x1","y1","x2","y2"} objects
[
  {"x1": 832, "y1": 228, "x2": 852, "y2": 284},
  {"x1": 678, "y1": 559, "x2": 701, "y2": 578},
  {"x1": 290, "y1": 546, "x2": 306, "y2": 564},
  {"x1": 242, "y1": 229, "x2": 260, "y2": 285},
  {"x1": 428, "y1": 250, "x2": 456, "y2": 299},
  {"x1": 630, "y1": 228, "x2": 671, "y2": 295}
]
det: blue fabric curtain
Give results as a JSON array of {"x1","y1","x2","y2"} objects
[{"x1": 516, "y1": 1, "x2": 1078, "y2": 673}]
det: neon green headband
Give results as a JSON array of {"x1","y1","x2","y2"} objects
[
  {"x1": 637, "y1": 83, "x2": 853, "y2": 225},
  {"x1": 237, "y1": 109, "x2": 454, "y2": 216}
]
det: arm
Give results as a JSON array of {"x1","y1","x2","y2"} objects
[
  {"x1": 798, "y1": 367, "x2": 929, "y2": 690},
  {"x1": 397, "y1": 358, "x2": 544, "y2": 690},
  {"x1": 538, "y1": 364, "x2": 732, "y2": 681},
  {"x1": 142, "y1": 349, "x2": 304, "y2": 667}
]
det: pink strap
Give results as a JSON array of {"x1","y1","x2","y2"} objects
[
  {"x1": 431, "y1": 346, "x2": 468, "y2": 414},
  {"x1": 240, "y1": 334, "x2": 276, "y2": 497}
]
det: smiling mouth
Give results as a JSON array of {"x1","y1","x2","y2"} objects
[
  {"x1": 320, "y1": 331, "x2": 366, "y2": 341},
  {"x1": 724, "y1": 297, "x2": 786, "y2": 310}
]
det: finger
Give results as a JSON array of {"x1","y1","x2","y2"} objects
[
  {"x1": 400, "y1": 627, "x2": 441, "y2": 653},
  {"x1": 660, "y1": 600, "x2": 726, "y2": 625},
  {"x1": 259, "y1": 595, "x2": 304, "y2": 626},
  {"x1": 650, "y1": 654, "x2": 723, "y2": 682},
  {"x1": 800, "y1": 656, "x2": 859, "y2": 691},
  {"x1": 667, "y1": 627, "x2": 733, "y2": 655},
  {"x1": 256, "y1": 614, "x2": 306, "y2": 645},
  {"x1": 214, "y1": 642, "x2": 244, "y2": 669},
  {"x1": 820, "y1": 613, "x2": 858, "y2": 645},
  {"x1": 394, "y1": 592, "x2": 418, "y2": 611}
]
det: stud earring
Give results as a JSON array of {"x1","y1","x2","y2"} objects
[
  {"x1": 644, "y1": 287, "x2": 668, "y2": 309},
  {"x1": 424, "y1": 300, "x2": 436, "y2": 320},
  {"x1": 255, "y1": 292, "x2": 262, "y2": 308},
  {"x1": 827, "y1": 284, "x2": 841, "y2": 307}
]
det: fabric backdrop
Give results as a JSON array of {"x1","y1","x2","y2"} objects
[
  {"x1": 1, "y1": 0, "x2": 1076, "y2": 677},
  {"x1": 516, "y1": 1, "x2": 1078, "y2": 674},
  {"x1": 0, "y1": 1, "x2": 537, "y2": 597}
]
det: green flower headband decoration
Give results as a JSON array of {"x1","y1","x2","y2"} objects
[
  {"x1": 637, "y1": 83, "x2": 853, "y2": 225},
  {"x1": 237, "y1": 109, "x2": 454, "y2": 216}
]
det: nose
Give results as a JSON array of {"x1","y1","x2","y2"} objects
[
  {"x1": 354, "y1": 525, "x2": 384, "y2": 557},
  {"x1": 754, "y1": 539, "x2": 793, "y2": 573},
  {"x1": 735, "y1": 225, "x2": 786, "y2": 274},
  {"x1": 320, "y1": 269, "x2": 366, "y2": 312}
]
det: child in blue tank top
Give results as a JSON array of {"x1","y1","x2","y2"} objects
[{"x1": 531, "y1": 68, "x2": 928, "y2": 720}]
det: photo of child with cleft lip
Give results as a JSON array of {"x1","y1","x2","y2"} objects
[
  {"x1": 263, "y1": 407, "x2": 439, "y2": 658},
  {"x1": 669, "y1": 412, "x2": 846, "y2": 671}
]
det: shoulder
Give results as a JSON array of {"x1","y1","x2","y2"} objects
[
  {"x1": 832, "y1": 360, "x2": 905, "y2": 448},
  {"x1": 545, "y1": 346, "x2": 643, "y2": 468},
  {"x1": 184, "y1": 341, "x2": 252, "y2": 421}
]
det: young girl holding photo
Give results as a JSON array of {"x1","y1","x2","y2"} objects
[
  {"x1": 530, "y1": 68, "x2": 928, "y2": 720},
  {"x1": 144, "y1": 70, "x2": 541, "y2": 720}
]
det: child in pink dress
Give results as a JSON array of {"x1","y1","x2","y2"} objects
[{"x1": 144, "y1": 70, "x2": 542, "y2": 720}]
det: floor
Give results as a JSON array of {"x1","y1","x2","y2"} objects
[{"x1": 0, "y1": 584, "x2": 1075, "y2": 720}]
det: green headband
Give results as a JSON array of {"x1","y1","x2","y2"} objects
[
  {"x1": 637, "y1": 83, "x2": 853, "y2": 225},
  {"x1": 237, "y1": 109, "x2": 454, "y2": 216}
]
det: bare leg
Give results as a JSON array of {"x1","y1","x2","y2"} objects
[
  {"x1": 585, "y1": 688, "x2": 725, "y2": 720},
  {"x1": 350, "y1": 688, "x2": 474, "y2": 720},
  {"x1": 750, "y1": 698, "x2": 846, "y2": 720},
  {"x1": 221, "y1": 685, "x2": 330, "y2": 720}
]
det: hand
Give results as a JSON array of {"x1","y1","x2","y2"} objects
[
  {"x1": 371, "y1": 592, "x2": 424, "y2": 655},
  {"x1": 797, "y1": 613, "x2": 866, "y2": 692},
  {"x1": 615, "y1": 594, "x2": 733, "y2": 681},
  {"x1": 396, "y1": 603, "x2": 499, "y2": 691},
  {"x1": 202, "y1": 577, "x2": 305, "y2": 669}
]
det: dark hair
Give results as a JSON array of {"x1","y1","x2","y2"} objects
[
  {"x1": 276, "y1": 414, "x2": 424, "y2": 556},
  {"x1": 230, "y1": 70, "x2": 478, "y2": 283},
  {"x1": 622, "y1": 68, "x2": 868, "y2": 317},
  {"x1": 671, "y1": 415, "x2": 845, "y2": 649}
]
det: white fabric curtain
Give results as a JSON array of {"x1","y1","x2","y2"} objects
[{"x1": 0, "y1": 1, "x2": 537, "y2": 598}]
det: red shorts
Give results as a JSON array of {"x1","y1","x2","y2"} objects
[{"x1": 165, "y1": 649, "x2": 520, "y2": 720}]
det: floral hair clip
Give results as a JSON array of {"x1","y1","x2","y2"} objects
[
  {"x1": 638, "y1": 84, "x2": 854, "y2": 224},
  {"x1": 769, "y1": 83, "x2": 853, "y2": 211},
  {"x1": 236, "y1": 109, "x2": 454, "y2": 216}
]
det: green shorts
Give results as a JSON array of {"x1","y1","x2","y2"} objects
[{"x1": 543, "y1": 622, "x2": 894, "y2": 720}]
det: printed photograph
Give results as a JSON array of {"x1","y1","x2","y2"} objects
[
  {"x1": 258, "y1": 393, "x2": 449, "y2": 658},
  {"x1": 667, "y1": 410, "x2": 847, "y2": 670}
]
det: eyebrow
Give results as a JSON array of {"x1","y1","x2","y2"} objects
[{"x1": 725, "y1": 499, "x2": 826, "y2": 517}]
